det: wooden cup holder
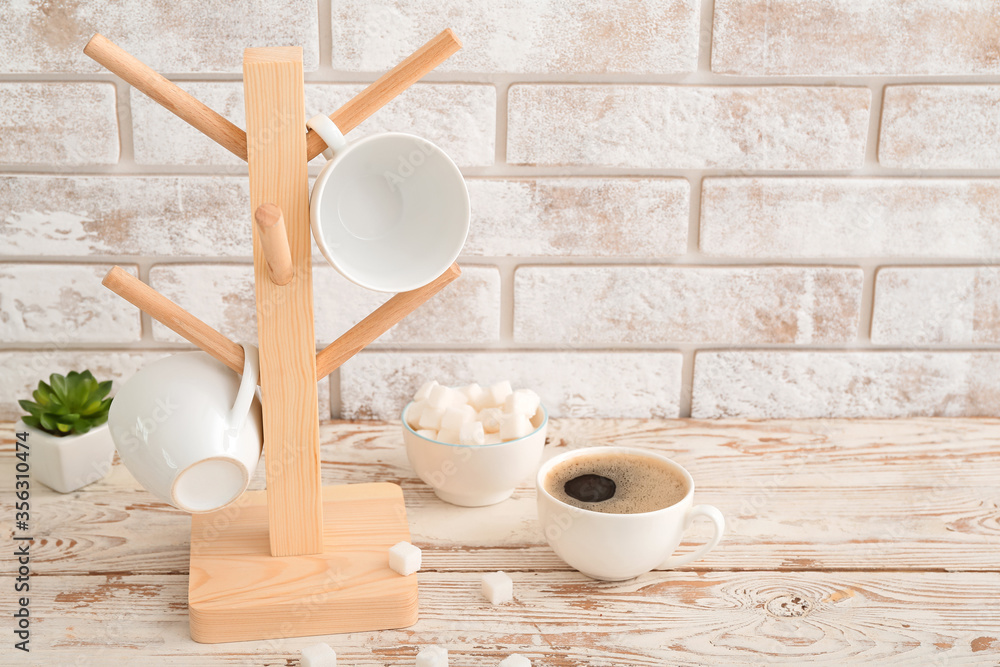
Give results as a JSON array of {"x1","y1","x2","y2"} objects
[{"x1": 86, "y1": 29, "x2": 463, "y2": 643}]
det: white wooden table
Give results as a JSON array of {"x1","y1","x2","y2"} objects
[{"x1": 3, "y1": 418, "x2": 1000, "y2": 665}]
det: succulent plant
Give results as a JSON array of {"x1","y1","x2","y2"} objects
[{"x1": 19, "y1": 371, "x2": 113, "y2": 437}]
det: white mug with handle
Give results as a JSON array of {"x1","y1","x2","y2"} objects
[
  {"x1": 108, "y1": 344, "x2": 263, "y2": 513},
  {"x1": 306, "y1": 115, "x2": 470, "y2": 293},
  {"x1": 536, "y1": 446, "x2": 725, "y2": 581}
]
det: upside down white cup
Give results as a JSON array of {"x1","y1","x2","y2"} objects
[
  {"x1": 307, "y1": 115, "x2": 470, "y2": 293},
  {"x1": 108, "y1": 344, "x2": 263, "y2": 513},
  {"x1": 537, "y1": 447, "x2": 725, "y2": 581}
]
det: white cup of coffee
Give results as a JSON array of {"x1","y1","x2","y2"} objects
[
  {"x1": 536, "y1": 446, "x2": 725, "y2": 581},
  {"x1": 306, "y1": 115, "x2": 470, "y2": 293},
  {"x1": 108, "y1": 344, "x2": 263, "y2": 513}
]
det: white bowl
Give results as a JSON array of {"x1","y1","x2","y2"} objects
[{"x1": 401, "y1": 402, "x2": 548, "y2": 507}]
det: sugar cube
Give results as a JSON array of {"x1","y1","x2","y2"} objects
[
  {"x1": 499, "y1": 413, "x2": 533, "y2": 441},
  {"x1": 481, "y1": 571, "x2": 513, "y2": 604},
  {"x1": 484, "y1": 380, "x2": 513, "y2": 408},
  {"x1": 479, "y1": 407, "x2": 503, "y2": 434},
  {"x1": 471, "y1": 389, "x2": 493, "y2": 411},
  {"x1": 499, "y1": 655, "x2": 531, "y2": 667},
  {"x1": 427, "y1": 384, "x2": 452, "y2": 409},
  {"x1": 484, "y1": 432, "x2": 503, "y2": 445},
  {"x1": 504, "y1": 389, "x2": 540, "y2": 417},
  {"x1": 459, "y1": 421, "x2": 485, "y2": 446},
  {"x1": 416, "y1": 645, "x2": 448, "y2": 667},
  {"x1": 436, "y1": 428, "x2": 461, "y2": 444},
  {"x1": 301, "y1": 642, "x2": 337, "y2": 667},
  {"x1": 414, "y1": 380, "x2": 438, "y2": 402},
  {"x1": 462, "y1": 382, "x2": 484, "y2": 404},
  {"x1": 441, "y1": 405, "x2": 476, "y2": 431},
  {"x1": 406, "y1": 401, "x2": 427, "y2": 429},
  {"x1": 447, "y1": 388, "x2": 470, "y2": 408},
  {"x1": 388, "y1": 540, "x2": 421, "y2": 576},
  {"x1": 416, "y1": 429, "x2": 438, "y2": 440},
  {"x1": 418, "y1": 406, "x2": 446, "y2": 430}
]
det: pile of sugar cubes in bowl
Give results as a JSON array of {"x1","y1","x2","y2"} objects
[{"x1": 401, "y1": 380, "x2": 547, "y2": 507}]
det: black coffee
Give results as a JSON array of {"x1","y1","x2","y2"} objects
[{"x1": 544, "y1": 451, "x2": 687, "y2": 514}]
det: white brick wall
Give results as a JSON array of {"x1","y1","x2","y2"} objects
[
  {"x1": 712, "y1": 0, "x2": 1000, "y2": 76},
  {"x1": 330, "y1": 0, "x2": 702, "y2": 74},
  {"x1": 872, "y1": 267, "x2": 1000, "y2": 345},
  {"x1": 507, "y1": 86, "x2": 871, "y2": 170},
  {"x1": 0, "y1": 0, "x2": 319, "y2": 73},
  {"x1": 0, "y1": 84, "x2": 119, "y2": 165},
  {"x1": 513, "y1": 267, "x2": 863, "y2": 345},
  {"x1": 2, "y1": 1, "x2": 999, "y2": 420},
  {"x1": 880, "y1": 86, "x2": 1000, "y2": 169}
]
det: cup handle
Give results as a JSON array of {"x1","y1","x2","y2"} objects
[
  {"x1": 307, "y1": 114, "x2": 347, "y2": 160},
  {"x1": 659, "y1": 504, "x2": 725, "y2": 569},
  {"x1": 228, "y1": 343, "x2": 259, "y2": 433}
]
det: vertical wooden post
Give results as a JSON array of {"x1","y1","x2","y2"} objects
[{"x1": 243, "y1": 47, "x2": 323, "y2": 556}]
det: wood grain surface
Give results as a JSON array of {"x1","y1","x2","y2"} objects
[
  {"x1": 243, "y1": 46, "x2": 323, "y2": 556},
  {"x1": 2, "y1": 418, "x2": 999, "y2": 664}
]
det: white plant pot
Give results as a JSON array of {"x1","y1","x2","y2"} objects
[{"x1": 16, "y1": 419, "x2": 116, "y2": 493}]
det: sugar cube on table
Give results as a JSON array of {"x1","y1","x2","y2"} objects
[
  {"x1": 414, "y1": 380, "x2": 439, "y2": 402},
  {"x1": 484, "y1": 380, "x2": 513, "y2": 408},
  {"x1": 416, "y1": 645, "x2": 448, "y2": 667},
  {"x1": 499, "y1": 413, "x2": 533, "y2": 441},
  {"x1": 416, "y1": 429, "x2": 438, "y2": 440},
  {"x1": 441, "y1": 405, "x2": 476, "y2": 431},
  {"x1": 504, "y1": 389, "x2": 540, "y2": 417},
  {"x1": 482, "y1": 571, "x2": 513, "y2": 604},
  {"x1": 418, "y1": 406, "x2": 446, "y2": 430},
  {"x1": 388, "y1": 541, "x2": 421, "y2": 576},
  {"x1": 459, "y1": 421, "x2": 485, "y2": 446},
  {"x1": 301, "y1": 642, "x2": 337, "y2": 667},
  {"x1": 499, "y1": 655, "x2": 531, "y2": 667},
  {"x1": 406, "y1": 401, "x2": 427, "y2": 429},
  {"x1": 436, "y1": 428, "x2": 461, "y2": 444},
  {"x1": 479, "y1": 407, "x2": 503, "y2": 434}
]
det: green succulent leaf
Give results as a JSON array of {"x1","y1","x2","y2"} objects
[
  {"x1": 49, "y1": 373, "x2": 68, "y2": 402},
  {"x1": 21, "y1": 369, "x2": 115, "y2": 437},
  {"x1": 95, "y1": 380, "x2": 113, "y2": 401},
  {"x1": 69, "y1": 379, "x2": 89, "y2": 408},
  {"x1": 18, "y1": 399, "x2": 42, "y2": 416},
  {"x1": 34, "y1": 381, "x2": 55, "y2": 407}
]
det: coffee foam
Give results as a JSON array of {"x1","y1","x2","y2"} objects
[{"x1": 543, "y1": 451, "x2": 687, "y2": 514}]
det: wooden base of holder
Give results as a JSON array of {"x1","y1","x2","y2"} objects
[{"x1": 188, "y1": 483, "x2": 418, "y2": 643}]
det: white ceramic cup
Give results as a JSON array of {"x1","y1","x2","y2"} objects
[
  {"x1": 306, "y1": 115, "x2": 470, "y2": 293},
  {"x1": 402, "y1": 402, "x2": 548, "y2": 507},
  {"x1": 536, "y1": 446, "x2": 725, "y2": 581},
  {"x1": 108, "y1": 344, "x2": 263, "y2": 513}
]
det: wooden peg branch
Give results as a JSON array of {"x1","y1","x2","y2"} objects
[
  {"x1": 83, "y1": 33, "x2": 248, "y2": 161},
  {"x1": 305, "y1": 29, "x2": 462, "y2": 160},
  {"x1": 85, "y1": 30, "x2": 461, "y2": 164},
  {"x1": 102, "y1": 266, "x2": 250, "y2": 379},
  {"x1": 254, "y1": 203, "x2": 293, "y2": 286},
  {"x1": 315, "y1": 263, "x2": 462, "y2": 380}
]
